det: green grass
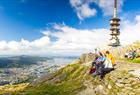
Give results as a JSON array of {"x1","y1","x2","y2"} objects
[
  {"x1": 16, "y1": 79, "x2": 85, "y2": 95},
  {"x1": 121, "y1": 58, "x2": 140, "y2": 64},
  {"x1": 126, "y1": 58, "x2": 140, "y2": 63},
  {"x1": 13, "y1": 64, "x2": 88, "y2": 95}
]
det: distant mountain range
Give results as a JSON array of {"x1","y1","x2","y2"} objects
[
  {"x1": 0, "y1": 56, "x2": 47, "y2": 68},
  {"x1": 0, "y1": 55, "x2": 78, "y2": 68}
]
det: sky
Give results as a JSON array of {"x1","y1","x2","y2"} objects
[{"x1": 0, "y1": 0, "x2": 140, "y2": 56}]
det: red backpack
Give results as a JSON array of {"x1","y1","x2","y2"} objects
[{"x1": 89, "y1": 68, "x2": 96, "y2": 74}]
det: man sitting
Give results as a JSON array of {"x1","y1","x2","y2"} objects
[{"x1": 91, "y1": 52, "x2": 106, "y2": 77}]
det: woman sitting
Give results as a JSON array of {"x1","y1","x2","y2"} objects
[{"x1": 99, "y1": 57, "x2": 114, "y2": 80}]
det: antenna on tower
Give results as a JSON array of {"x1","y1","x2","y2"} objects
[{"x1": 114, "y1": 0, "x2": 117, "y2": 18}]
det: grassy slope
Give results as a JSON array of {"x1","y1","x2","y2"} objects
[
  {"x1": 13, "y1": 64, "x2": 90, "y2": 95},
  {"x1": 121, "y1": 58, "x2": 140, "y2": 64}
]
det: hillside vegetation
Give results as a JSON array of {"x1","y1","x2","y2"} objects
[{"x1": 0, "y1": 83, "x2": 29, "y2": 94}]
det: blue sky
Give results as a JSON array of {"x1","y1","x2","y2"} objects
[
  {"x1": 0, "y1": 0, "x2": 138, "y2": 41},
  {"x1": 0, "y1": 0, "x2": 140, "y2": 55}
]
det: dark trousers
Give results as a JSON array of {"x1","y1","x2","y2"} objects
[
  {"x1": 92, "y1": 61, "x2": 104, "y2": 75},
  {"x1": 100, "y1": 68, "x2": 114, "y2": 79}
]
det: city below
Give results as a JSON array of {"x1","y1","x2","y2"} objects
[{"x1": 0, "y1": 56, "x2": 77, "y2": 86}]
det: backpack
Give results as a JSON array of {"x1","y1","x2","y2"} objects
[{"x1": 89, "y1": 67, "x2": 96, "y2": 74}]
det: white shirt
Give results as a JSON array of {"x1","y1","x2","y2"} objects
[{"x1": 104, "y1": 58, "x2": 113, "y2": 68}]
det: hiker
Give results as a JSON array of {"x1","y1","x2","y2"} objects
[
  {"x1": 99, "y1": 57, "x2": 114, "y2": 80},
  {"x1": 89, "y1": 55, "x2": 98, "y2": 75},
  {"x1": 106, "y1": 51, "x2": 116, "y2": 66},
  {"x1": 94, "y1": 48, "x2": 99, "y2": 55},
  {"x1": 90, "y1": 52, "x2": 106, "y2": 77},
  {"x1": 95, "y1": 52, "x2": 106, "y2": 70},
  {"x1": 131, "y1": 50, "x2": 136, "y2": 59},
  {"x1": 124, "y1": 52, "x2": 129, "y2": 59}
]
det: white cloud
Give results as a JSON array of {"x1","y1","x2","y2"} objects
[
  {"x1": 7, "y1": 41, "x2": 20, "y2": 50},
  {"x1": 95, "y1": 0, "x2": 124, "y2": 16},
  {"x1": 31, "y1": 36, "x2": 50, "y2": 48},
  {"x1": 120, "y1": 15, "x2": 140, "y2": 45},
  {"x1": 0, "y1": 41, "x2": 7, "y2": 50},
  {"x1": 70, "y1": 0, "x2": 97, "y2": 20},
  {"x1": 0, "y1": 35, "x2": 51, "y2": 55},
  {"x1": 70, "y1": 0, "x2": 125, "y2": 20},
  {"x1": 0, "y1": 24, "x2": 109, "y2": 55},
  {"x1": 48, "y1": 25, "x2": 109, "y2": 50},
  {"x1": 0, "y1": 14, "x2": 140, "y2": 55}
]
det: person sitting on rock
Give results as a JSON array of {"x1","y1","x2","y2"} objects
[
  {"x1": 105, "y1": 51, "x2": 116, "y2": 66},
  {"x1": 99, "y1": 57, "x2": 114, "y2": 80},
  {"x1": 89, "y1": 55, "x2": 98, "y2": 75},
  {"x1": 91, "y1": 52, "x2": 106, "y2": 77},
  {"x1": 124, "y1": 52, "x2": 129, "y2": 59},
  {"x1": 131, "y1": 50, "x2": 136, "y2": 59}
]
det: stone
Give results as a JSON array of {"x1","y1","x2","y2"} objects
[
  {"x1": 129, "y1": 92, "x2": 136, "y2": 95},
  {"x1": 94, "y1": 85, "x2": 105, "y2": 94},
  {"x1": 108, "y1": 84, "x2": 112, "y2": 89},
  {"x1": 129, "y1": 69, "x2": 140, "y2": 77},
  {"x1": 131, "y1": 81, "x2": 138, "y2": 86},
  {"x1": 134, "y1": 85, "x2": 140, "y2": 89},
  {"x1": 116, "y1": 83, "x2": 124, "y2": 87},
  {"x1": 125, "y1": 87, "x2": 133, "y2": 90},
  {"x1": 123, "y1": 79, "x2": 132, "y2": 84},
  {"x1": 124, "y1": 84, "x2": 131, "y2": 87},
  {"x1": 121, "y1": 89, "x2": 131, "y2": 94},
  {"x1": 117, "y1": 79, "x2": 123, "y2": 83}
]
